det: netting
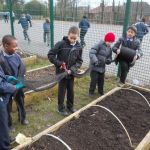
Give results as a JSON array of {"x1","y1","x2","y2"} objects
[{"x1": 0, "y1": 0, "x2": 150, "y2": 87}]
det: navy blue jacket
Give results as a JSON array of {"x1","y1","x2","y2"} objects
[
  {"x1": 0, "y1": 50, "x2": 26, "y2": 81},
  {"x1": 18, "y1": 17, "x2": 29, "y2": 29},
  {"x1": 135, "y1": 22, "x2": 149, "y2": 40},
  {"x1": 0, "y1": 66, "x2": 16, "y2": 105},
  {"x1": 43, "y1": 22, "x2": 50, "y2": 32},
  {"x1": 79, "y1": 18, "x2": 90, "y2": 30}
]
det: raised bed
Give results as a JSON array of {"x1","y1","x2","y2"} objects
[{"x1": 12, "y1": 86, "x2": 150, "y2": 150}]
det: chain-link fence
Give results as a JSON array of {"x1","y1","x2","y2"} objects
[{"x1": 0, "y1": 0, "x2": 150, "y2": 86}]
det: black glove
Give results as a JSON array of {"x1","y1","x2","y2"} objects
[
  {"x1": 94, "y1": 61, "x2": 99, "y2": 66},
  {"x1": 106, "y1": 59, "x2": 111, "y2": 65}
]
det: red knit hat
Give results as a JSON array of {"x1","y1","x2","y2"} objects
[{"x1": 104, "y1": 32, "x2": 115, "y2": 42}]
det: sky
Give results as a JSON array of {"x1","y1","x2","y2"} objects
[{"x1": 25, "y1": 0, "x2": 150, "y2": 8}]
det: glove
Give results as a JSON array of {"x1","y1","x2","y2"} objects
[
  {"x1": 116, "y1": 49, "x2": 121, "y2": 55},
  {"x1": 16, "y1": 82, "x2": 24, "y2": 90},
  {"x1": 60, "y1": 62, "x2": 66, "y2": 70},
  {"x1": 7, "y1": 76, "x2": 19, "y2": 84},
  {"x1": 106, "y1": 59, "x2": 111, "y2": 65},
  {"x1": 94, "y1": 61, "x2": 99, "y2": 66},
  {"x1": 131, "y1": 55, "x2": 138, "y2": 65}
]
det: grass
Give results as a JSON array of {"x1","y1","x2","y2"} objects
[
  {"x1": 10, "y1": 75, "x2": 117, "y2": 147},
  {"x1": 26, "y1": 58, "x2": 50, "y2": 71}
]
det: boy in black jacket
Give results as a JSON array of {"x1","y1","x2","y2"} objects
[
  {"x1": 112, "y1": 26, "x2": 143, "y2": 86},
  {"x1": 48, "y1": 26, "x2": 83, "y2": 116}
]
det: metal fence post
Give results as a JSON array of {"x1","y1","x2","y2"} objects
[
  {"x1": 117, "y1": 0, "x2": 131, "y2": 78},
  {"x1": 49, "y1": 0, "x2": 54, "y2": 48},
  {"x1": 8, "y1": 0, "x2": 15, "y2": 36}
]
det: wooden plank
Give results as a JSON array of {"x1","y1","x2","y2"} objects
[
  {"x1": 27, "y1": 64, "x2": 53, "y2": 73},
  {"x1": 127, "y1": 83, "x2": 150, "y2": 92},
  {"x1": 12, "y1": 87, "x2": 120, "y2": 150},
  {"x1": 135, "y1": 131, "x2": 150, "y2": 150}
]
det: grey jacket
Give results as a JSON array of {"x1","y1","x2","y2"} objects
[{"x1": 89, "y1": 40, "x2": 112, "y2": 73}]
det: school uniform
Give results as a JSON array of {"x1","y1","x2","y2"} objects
[
  {"x1": 48, "y1": 36, "x2": 83, "y2": 112},
  {"x1": 0, "y1": 49, "x2": 27, "y2": 126},
  {"x1": 112, "y1": 36, "x2": 143, "y2": 83}
]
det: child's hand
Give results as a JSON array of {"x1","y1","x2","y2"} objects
[
  {"x1": 16, "y1": 82, "x2": 25, "y2": 90},
  {"x1": 131, "y1": 55, "x2": 138, "y2": 64},
  {"x1": 60, "y1": 62, "x2": 66, "y2": 70},
  {"x1": 67, "y1": 70, "x2": 72, "y2": 75},
  {"x1": 7, "y1": 76, "x2": 19, "y2": 84},
  {"x1": 117, "y1": 49, "x2": 121, "y2": 54}
]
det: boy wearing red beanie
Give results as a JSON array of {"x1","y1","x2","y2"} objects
[
  {"x1": 112, "y1": 26, "x2": 143, "y2": 86},
  {"x1": 89, "y1": 32, "x2": 115, "y2": 96}
]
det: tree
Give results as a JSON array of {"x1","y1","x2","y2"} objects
[{"x1": 24, "y1": 0, "x2": 46, "y2": 16}]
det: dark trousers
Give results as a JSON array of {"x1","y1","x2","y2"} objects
[
  {"x1": 58, "y1": 77, "x2": 74, "y2": 111},
  {"x1": 0, "y1": 102, "x2": 10, "y2": 150},
  {"x1": 80, "y1": 29, "x2": 87, "y2": 46},
  {"x1": 7, "y1": 89, "x2": 26, "y2": 127},
  {"x1": 89, "y1": 71, "x2": 104, "y2": 95},
  {"x1": 119, "y1": 60, "x2": 130, "y2": 84}
]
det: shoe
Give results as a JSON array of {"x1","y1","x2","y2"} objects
[
  {"x1": 10, "y1": 136, "x2": 16, "y2": 144},
  {"x1": 99, "y1": 91, "x2": 104, "y2": 96},
  {"x1": 89, "y1": 92, "x2": 94, "y2": 97},
  {"x1": 67, "y1": 107, "x2": 77, "y2": 113},
  {"x1": 9, "y1": 126, "x2": 16, "y2": 132},
  {"x1": 117, "y1": 81, "x2": 125, "y2": 87},
  {"x1": 57, "y1": 109, "x2": 68, "y2": 116},
  {"x1": 21, "y1": 119, "x2": 29, "y2": 125}
]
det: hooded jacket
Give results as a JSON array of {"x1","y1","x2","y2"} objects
[
  {"x1": 89, "y1": 40, "x2": 112, "y2": 73},
  {"x1": 48, "y1": 36, "x2": 83, "y2": 75}
]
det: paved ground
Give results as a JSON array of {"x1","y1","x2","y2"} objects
[{"x1": 0, "y1": 20, "x2": 150, "y2": 85}]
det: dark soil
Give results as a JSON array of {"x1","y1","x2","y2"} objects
[
  {"x1": 25, "y1": 107, "x2": 133, "y2": 150},
  {"x1": 24, "y1": 66, "x2": 55, "y2": 91},
  {"x1": 24, "y1": 88, "x2": 150, "y2": 150},
  {"x1": 98, "y1": 89, "x2": 150, "y2": 147}
]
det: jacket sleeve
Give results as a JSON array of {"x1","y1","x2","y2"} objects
[
  {"x1": 112, "y1": 37, "x2": 122, "y2": 53},
  {"x1": 47, "y1": 41, "x2": 63, "y2": 67},
  {"x1": 0, "y1": 72, "x2": 16, "y2": 94},
  {"x1": 144, "y1": 25, "x2": 149, "y2": 35},
  {"x1": 135, "y1": 39, "x2": 143, "y2": 58},
  {"x1": 70, "y1": 48, "x2": 83, "y2": 74},
  {"x1": 106, "y1": 49, "x2": 112, "y2": 64},
  {"x1": 89, "y1": 43, "x2": 99, "y2": 64}
]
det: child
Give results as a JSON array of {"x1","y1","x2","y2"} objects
[
  {"x1": 0, "y1": 35, "x2": 29, "y2": 128},
  {"x1": 89, "y1": 32, "x2": 115, "y2": 96},
  {"x1": 112, "y1": 26, "x2": 143, "y2": 86},
  {"x1": 18, "y1": 14, "x2": 31, "y2": 42},
  {"x1": 48, "y1": 26, "x2": 83, "y2": 116},
  {"x1": 79, "y1": 16, "x2": 90, "y2": 47},
  {"x1": 0, "y1": 65, "x2": 24, "y2": 149},
  {"x1": 43, "y1": 18, "x2": 50, "y2": 46}
]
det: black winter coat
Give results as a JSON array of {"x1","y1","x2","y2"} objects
[{"x1": 48, "y1": 36, "x2": 83, "y2": 75}]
